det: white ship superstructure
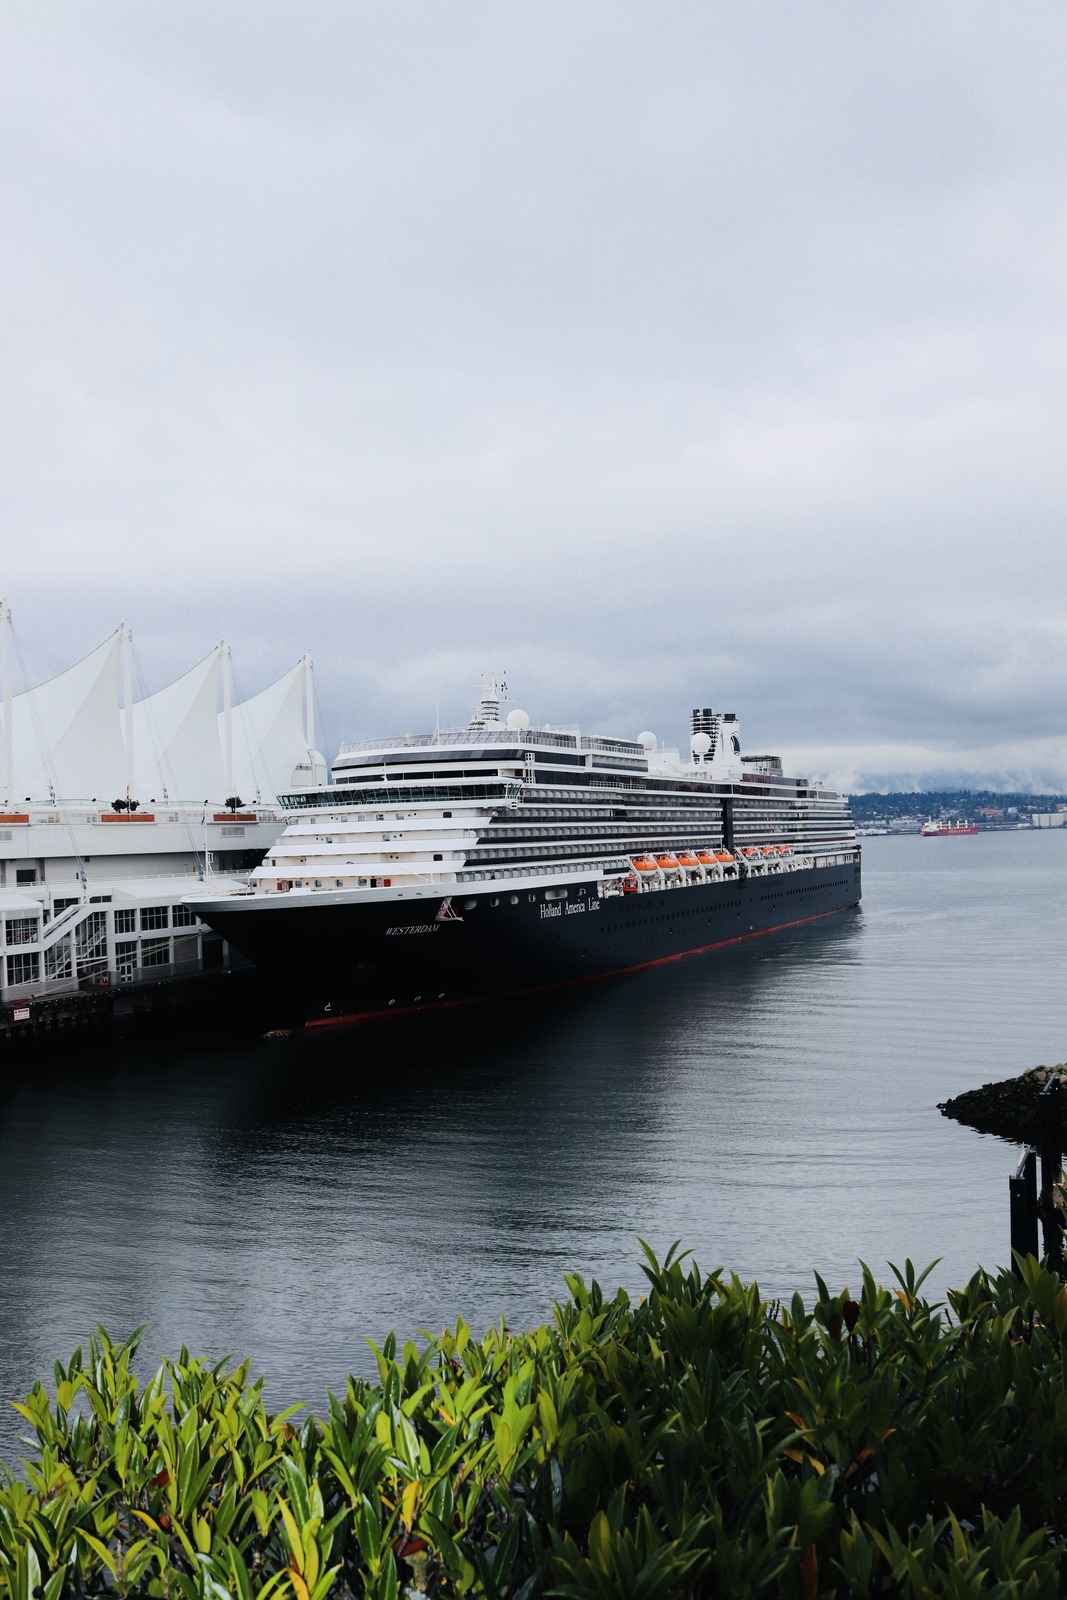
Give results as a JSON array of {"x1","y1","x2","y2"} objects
[{"x1": 247, "y1": 682, "x2": 851, "y2": 894}]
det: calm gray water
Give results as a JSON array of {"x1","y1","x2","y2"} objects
[{"x1": 2, "y1": 831, "x2": 1066, "y2": 1458}]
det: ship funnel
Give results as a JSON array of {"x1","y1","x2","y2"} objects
[{"x1": 690, "y1": 708, "x2": 720, "y2": 763}]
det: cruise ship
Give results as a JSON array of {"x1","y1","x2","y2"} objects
[{"x1": 190, "y1": 681, "x2": 861, "y2": 1027}]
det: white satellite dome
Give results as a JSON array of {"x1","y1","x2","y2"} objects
[
  {"x1": 690, "y1": 731, "x2": 712, "y2": 757},
  {"x1": 637, "y1": 731, "x2": 657, "y2": 751},
  {"x1": 505, "y1": 708, "x2": 530, "y2": 730}
]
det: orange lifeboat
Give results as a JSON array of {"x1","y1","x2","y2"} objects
[
  {"x1": 656, "y1": 854, "x2": 681, "y2": 869},
  {"x1": 741, "y1": 847, "x2": 757, "y2": 858},
  {"x1": 715, "y1": 851, "x2": 734, "y2": 864},
  {"x1": 677, "y1": 852, "x2": 700, "y2": 867},
  {"x1": 695, "y1": 851, "x2": 715, "y2": 865},
  {"x1": 762, "y1": 847, "x2": 777, "y2": 858},
  {"x1": 621, "y1": 874, "x2": 639, "y2": 894},
  {"x1": 634, "y1": 856, "x2": 658, "y2": 872}
]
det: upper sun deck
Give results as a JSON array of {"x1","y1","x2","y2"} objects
[
  {"x1": 334, "y1": 727, "x2": 648, "y2": 762},
  {"x1": 323, "y1": 684, "x2": 815, "y2": 798}
]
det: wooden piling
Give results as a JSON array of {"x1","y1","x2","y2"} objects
[
  {"x1": 1038, "y1": 1076, "x2": 1065, "y2": 1276},
  {"x1": 1010, "y1": 1148, "x2": 1038, "y2": 1273}
]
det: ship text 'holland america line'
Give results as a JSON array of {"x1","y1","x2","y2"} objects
[{"x1": 188, "y1": 681, "x2": 862, "y2": 1026}]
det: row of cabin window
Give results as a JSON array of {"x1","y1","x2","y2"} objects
[
  {"x1": 461, "y1": 887, "x2": 582, "y2": 909},
  {"x1": 297, "y1": 810, "x2": 452, "y2": 828},
  {"x1": 285, "y1": 854, "x2": 447, "y2": 888}
]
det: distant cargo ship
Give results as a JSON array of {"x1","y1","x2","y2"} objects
[{"x1": 920, "y1": 820, "x2": 978, "y2": 837}]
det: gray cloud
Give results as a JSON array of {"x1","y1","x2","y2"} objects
[{"x1": 2, "y1": 1, "x2": 1065, "y2": 791}]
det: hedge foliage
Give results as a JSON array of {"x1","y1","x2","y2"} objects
[{"x1": 3, "y1": 1244, "x2": 1067, "y2": 1598}]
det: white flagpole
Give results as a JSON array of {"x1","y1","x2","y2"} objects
[
  {"x1": 1, "y1": 599, "x2": 13, "y2": 808},
  {"x1": 304, "y1": 651, "x2": 315, "y2": 777},
  {"x1": 123, "y1": 621, "x2": 134, "y2": 805},
  {"x1": 223, "y1": 640, "x2": 233, "y2": 800}
]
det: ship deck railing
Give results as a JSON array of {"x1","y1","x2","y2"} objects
[
  {"x1": 337, "y1": 728, "x2": 650, "y2": 759},
  {"x1": 280, "y1": 782, "x2": 521, "y2": 810},
  {"x1": 456, "y1": 858, "x2": 631, "y2": 884},
  {"x1": 339, "y1": 728, "x2": 581, "y2": 754}
]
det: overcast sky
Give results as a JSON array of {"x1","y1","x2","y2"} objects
[{"x1": 2, "y1": 3, "x2": 1065, "y2": 792}]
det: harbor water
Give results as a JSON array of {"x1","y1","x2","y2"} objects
[{"x1": 2, "y1": 830, "x2": 1066, "y2": 1461}]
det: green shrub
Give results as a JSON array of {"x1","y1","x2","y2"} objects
[{"x1": 2, "y1": 1245, "x2": 1066, "y2": 1597}]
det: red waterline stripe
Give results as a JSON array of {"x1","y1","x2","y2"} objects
[{"x1": 304, "y1": 903, "x2": 856, "y2": 1033}]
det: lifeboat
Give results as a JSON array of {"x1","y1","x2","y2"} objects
[
  {"x1": 741, "y1": 847, "x2": 758, "y2": 857},
  {"x1": 761, "y1": 847, "x2": 777, "y2": 858},
  {"x1": 715, "y1": 851, "x2": 734, "y2": 864},
  {"x1": 695, "y1": 851, "x2": 715, "y2": 865},
  {"x1": 633, "y1": 856, "x2": 658, "y2": 872},
  {"x1": 677, "y1": 852, "x2": 700, "y2": 867},
  {"x1": 656, "y1": 854, "x2": 681, "y2": 870},
  {"x1": 621, "y1": 874, "x2": 639, "y2": 894}
]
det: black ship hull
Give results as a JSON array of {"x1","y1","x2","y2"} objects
[{"x1": 201, "y1": 855, "x2": 861, "y2": 1028}]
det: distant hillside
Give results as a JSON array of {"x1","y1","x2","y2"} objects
[{"x1": 850, "y1": 790, "x2": 1067, "y2": 822}]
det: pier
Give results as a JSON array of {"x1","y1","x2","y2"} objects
[
  {"x1": 0, "y1": 961, "x2": 285, "y2": 1048},
  {"x1": 1, "y1": 603, "x2": 325, "y2": 1034}
]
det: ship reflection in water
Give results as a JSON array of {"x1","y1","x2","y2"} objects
[{"x1": 3, "y1": 832, "x2": 1067, "y2": 1462}]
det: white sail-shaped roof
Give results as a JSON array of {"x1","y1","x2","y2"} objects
[
  {"x1": 6, "y1": 631, "x2": 126, "y2": 802},
  {"x1": 1, "y1": 615, "x2": 319, "y2": 809},
  {"x1": 227, "y1": 661, "x2": 310, "y2": 803},
  {"x1": 131, "y1": 648, "x2": 228, "y2": 805}
]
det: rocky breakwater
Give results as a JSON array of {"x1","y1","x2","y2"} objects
[{"x1": 939, "y1": 1062, "x2": 1067, "y2": 1147}]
